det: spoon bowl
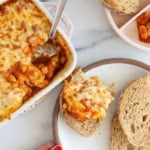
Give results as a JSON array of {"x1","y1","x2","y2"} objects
[{"x1": 32, "y1": 0, "x2": 67, "y2": 63}]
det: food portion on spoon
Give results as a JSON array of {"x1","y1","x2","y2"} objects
[
  {"x1": 32, "y1": 0, "x2": 67, "y2": 64},
  {"x1": 32, "y1": 40, "x2": 57, "y2": 63}
]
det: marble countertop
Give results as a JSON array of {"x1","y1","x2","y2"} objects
[{"x1": 0, "y1": 0, "x2": 149, "y2": 150}]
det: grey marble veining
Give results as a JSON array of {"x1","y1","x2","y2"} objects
[{"x1": 72, "y1": 29, "x2": 115, "y2": 51}]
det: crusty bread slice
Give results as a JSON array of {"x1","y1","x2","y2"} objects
[
  {"x1": 69, "y1": 67, "x2": 88, "y2": 83},
  {"x1": 111, "y1": 114, "x2": 150, "y2": 150},
  {"x1": 101, "y1": 0, "x2": 139, "y2": 14},
  {"x1": 118, "y1": 75, "x2": 150, "y2": 146},
  {"x1": 59, "y1": 67, "x2": 101, "y2": 136},
  {"x1": 111, "y1": 115, "x2": 139, "y2": 150},
  {"x1": 59, "y1": 94, "x2": 101, "y2": 136}
]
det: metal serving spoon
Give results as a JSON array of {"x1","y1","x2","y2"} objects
[{"x1": 32, "y1": 0, "x2": 67, "y2": 63}]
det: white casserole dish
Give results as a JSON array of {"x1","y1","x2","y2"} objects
[{"x1": 0, "y1": 0, "x2": 77, "y2": 127}]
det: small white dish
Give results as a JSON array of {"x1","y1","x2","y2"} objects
[
  {"x1": 53, "y1": 58, "x2": 150, "y2": 150},
  {"x1": 104, "y1": 0, "x2": 150, "y2": 52}
]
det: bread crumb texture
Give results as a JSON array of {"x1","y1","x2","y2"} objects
[{"x1": 118, "y1": 75, "x2": 150, "y2": 146}]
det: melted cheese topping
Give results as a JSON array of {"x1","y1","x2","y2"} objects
[
  {"x1": 62, "y1": 76, "x2": 114, "y2": 122},
  {"x1": 0, "y1": 0, "x2": 51, "y2": 121}
]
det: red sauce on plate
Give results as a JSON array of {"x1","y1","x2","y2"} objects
[{"x1": 136, "y1": 11, "x2": 150, "y2": 43}]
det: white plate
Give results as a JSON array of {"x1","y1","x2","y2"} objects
[
  {"x1": 53, "y1": 58, "x2": 150, "y2": 150},
  {"x1": 104, "y1": 0, "x2": 150, "y2": 52}
]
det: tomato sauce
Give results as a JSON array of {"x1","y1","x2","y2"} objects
[{"x1": 136, "y1": 11, "x2": 150, "y2": 43}]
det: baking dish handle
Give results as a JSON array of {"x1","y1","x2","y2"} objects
[{"x1": 43, "y1": 2, "x2": 73, "y2": 39}]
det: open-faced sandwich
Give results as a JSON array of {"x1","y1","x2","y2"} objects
[{"x1": 59, "y1": 68, "x2": 114, "y2": 136}]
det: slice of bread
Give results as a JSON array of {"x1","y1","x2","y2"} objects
[
  {"x1": 118, "y1": 75, "x2": 150, "y2": 146},
  {"x1": 59, "y1": 67, "x2": 114, "y2": 136},
  {"x1": 101, "y1": 0, "x2": 139, "y2": 14},
  {"x1": 59, "y1": 68, "x2": 101, "y2": 136},
  {"x1": 111, "y1": 114, "x2": 150, "y2": 150},
  {"x1": 111, "y1": 115, "x2": 139, "y2": 150},
  {"x1": 60, "y1": 94, "x2": 101, "y2": 136}
]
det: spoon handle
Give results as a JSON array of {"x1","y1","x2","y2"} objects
[{"x1": 49, "y1": 0, "x2": 67, "y2": 37}]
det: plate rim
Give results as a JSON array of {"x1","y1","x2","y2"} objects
[{"x1": 52, "y1": 58, "x2": 150, "y2": 145}]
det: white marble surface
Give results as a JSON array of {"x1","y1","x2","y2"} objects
[{"x1": 0, "y1": 0, "x2": 150, "y2": 150}]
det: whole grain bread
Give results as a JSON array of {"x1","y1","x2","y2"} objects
[
  {"x1": 118, "y1": 75, "x2": 150, "y2": 146},
  {"x1": 68, "y1": 67, "x2": 88, "y2": 83},
  {"x1": 59, "y1": 68, "x2": 101, "y2": 136},
  {"x1": 60, "y1": 94, "x2": 101, "y2": 136},
  {"x1": 111, "y1": 115, "x2": 139, "y2": 150},
  {"x1": 101, "y1": 0, "x2": 139, "y2": 14},
  {"x1": 111, "y1": 114, "x2": 150, "y2": 150}
]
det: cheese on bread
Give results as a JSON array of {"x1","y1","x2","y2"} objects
[{"x1": 62, "y1": 69, "x2": 114, "y2": 122}]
